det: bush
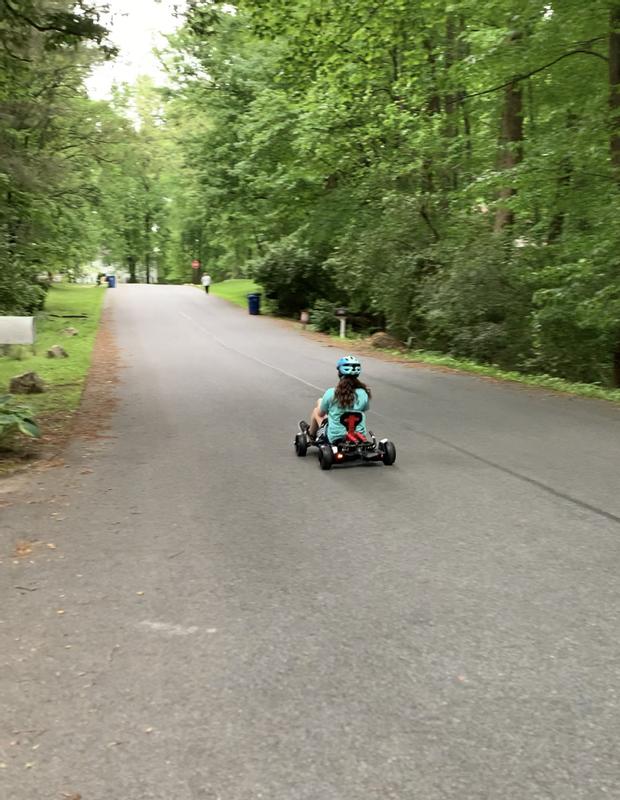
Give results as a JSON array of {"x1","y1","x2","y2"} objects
[
  {"x1": 0, "y1": 395, "x2": 41, "y2": 442},
  {"x1": 418, "y1": 234, "x2": 535, "y2": 369},
  {"x1": 251, "y1": 235, "x2": 334, "y2": 315},
  {"x1": 309, "y1": 299, "x2": 339, "y2": 333},
  {"x1": 531, "y1": 257, "x2": 620, "y2": 385}
]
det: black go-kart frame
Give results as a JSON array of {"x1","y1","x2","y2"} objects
[{"x1": 294, "y1": 412, "x2": 396, "y2": 471}]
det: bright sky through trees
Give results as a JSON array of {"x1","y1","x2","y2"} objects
[{"x1": 86, "y1": 0, "x2": 186, "y2": 99}]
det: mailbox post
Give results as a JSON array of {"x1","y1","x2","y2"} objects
[{"x1": 335, "y1": 307, "x2": 348, "y2": 339}]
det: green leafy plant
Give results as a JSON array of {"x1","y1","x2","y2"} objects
[
  {"x1": 0, "y1": 395, "x2": 41, "y2": 442},
  {"x1": 309, "y1": 299, "x2": 339, "y2": 333}
]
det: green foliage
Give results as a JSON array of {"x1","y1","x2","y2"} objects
[
  {"x1": 155, "y1": 0, "x2": 620, "y2": 385},
  {"x1": 0, "y1": 0, "x2": 118, "y2": 310},
  {"x1": 309, "y1": 299, "x2": 339, "y2": 334},
  {"x1": 0, "y1": 284, "x2": 106, "y2": 416},
  {"x1": 0, "y1": 395, "x2": 40, "y2": 441},
  {"x1": 5, "y1": 0, "x2": 620, "y2": 389},
  {"x1": 251, "y1": 235, "x2": 334, "y2": 315}
]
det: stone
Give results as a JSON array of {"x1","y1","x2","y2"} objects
[
  {"x1": 9, "y1": 371, "x2": 46, "y2": 394},
  {"x1": 63, "y1": 327, "x2": 79, "y2": 336},
  {"x1": 47, "y1": 345, "x2": 68, "y2": 358},
  {"x1": 368, "y1": 331, "x2": 403, "y2": 350}
]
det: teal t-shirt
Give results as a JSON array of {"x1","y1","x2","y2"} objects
[{"x1": 320, "y1": 387, "x2": 369, "y2": 441}]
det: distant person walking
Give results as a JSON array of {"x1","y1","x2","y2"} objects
[{"x1": 201, "y1": 274, "x2": 212, "y2": 294}]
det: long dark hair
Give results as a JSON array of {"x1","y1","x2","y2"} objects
[{"x1": 334, "y1": 375, "x2": 371, "y2": 408}]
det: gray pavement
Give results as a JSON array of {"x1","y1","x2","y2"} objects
[{"x1": 1, "y1": 284, "x2": 620, "y2": 800}]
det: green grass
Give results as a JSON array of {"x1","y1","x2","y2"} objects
[
  {"x1": 0, "y1": 284, "x2": 107, "y2": 417},
  {"x1": 332, "y1": 336, "x2": 620, "y2": 404},
  {"x1": 209, "y1": 278, "x2": 264, "y2": 309},
  {"x1": 403, "y1": 351, "x2": 620, "y2": 403},
  {"x1": 196, "y1": 282, "x2": 620, "y2": 404}
]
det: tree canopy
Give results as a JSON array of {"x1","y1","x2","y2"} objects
[{"x1": 2, "y1": 0, "x2": 620, "y2": 387}]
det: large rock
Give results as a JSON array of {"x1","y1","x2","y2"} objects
[
  {"x1": 9, "y1": 371, "x2": 46, "y2": 394},
  {"x1": 47, "y1": 345, "x2": 68, "y2": 358},
  {"x1": 368, "y1": 331, "x2": 403, "y2": 350}
]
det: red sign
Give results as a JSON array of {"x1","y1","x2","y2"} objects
[{"x1": 191, "y1": 259, "x2": 200, "y2": 269}]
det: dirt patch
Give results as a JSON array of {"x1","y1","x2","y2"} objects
[
  {"x1": 70, "y1": 305, "x2": 121, "y2": 442},
  {"x1": 268, "y1": 317, "x2": 418, "y2": 363}
]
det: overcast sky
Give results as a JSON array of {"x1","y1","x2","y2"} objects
[{"x1": 87, "y1": 0, "x2": 187, "y2": 99}]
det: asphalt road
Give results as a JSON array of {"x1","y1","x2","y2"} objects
[{"x1": 2, "y1": 284, "x2": 620, "y2": 800}]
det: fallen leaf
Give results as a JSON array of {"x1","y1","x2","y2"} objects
[
  {"x1": 47, "y1": 543, "x2": 57, "y2": 550},
  {"x1": 56, "y1": 609, "x2": 65, "y2": 616},
  {"x1": 13, "y1": 541, "x2": 33, "y2": 558},
  {"x1": 136, "y1": 591, "x2": 144, "y2": 596}
]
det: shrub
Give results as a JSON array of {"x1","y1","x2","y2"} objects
[
  {"x1": 0, "y1": 395, "x2": 41, "y2": 442},
  {"x1": 251, "y1": 235, "x2": 334, "y2": 315},
  {"x1": 309, "y1": 299, "x2": 339, "y2": 333}
]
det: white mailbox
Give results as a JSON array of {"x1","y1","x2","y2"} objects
[{"x1": 0, "y1": 316, "x2": 36, "y2": 345}]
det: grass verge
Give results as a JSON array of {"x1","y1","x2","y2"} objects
[
  {"x1": 403, "y1": 350, "x2": 620, "y2": 403},
  {"x1": 210, "y1": 278, "x2": 264, "y2": 309},
  {"x1": 200, "y1": 283, "x2": 620, "y2": 405},
  {"x1": 0, "y1": 284, "x2": 107, "y2": 469},
  {"x1": 328, "y1": 334, "x2": 620, "y2": 404}
]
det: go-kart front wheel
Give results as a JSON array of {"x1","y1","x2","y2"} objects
[
  {"x1": 380, "y1": 440, "x2": 396, "y2": 466},
  {"x1": 294, "y1": 433, "x2": 308, "y2": 457},
  {"x1": 318, "y1": 444, "x2": 334, "y2": 470}
]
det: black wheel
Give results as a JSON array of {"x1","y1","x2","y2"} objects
[
  {"x1": 318, "y1": 444, "x2": 333, "y2": 470},
  {"x1": 381, "y1": 440, "x2": 396, "y2": 466},
  {"x1": 294, "y1": 433, "x2": 308, "y2": 457}
]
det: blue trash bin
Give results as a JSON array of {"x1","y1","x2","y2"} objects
[
  {"x1": 247, "y1": 292, "x2": 261, "y2": 315},
  {"x1": 106, "y1": 275, "x2": 116, "y2": 288}
]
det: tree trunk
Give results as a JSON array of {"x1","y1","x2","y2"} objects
[
  {"x1": 144, "y1": 211, "x2": 152, "y2": 284},
  {"x1": 127, "y1": 255, "x2": 137, "y2": 284},
  {"x1": 547, "y1": 114, "x2": 576, "y2": 244},
  {"x1": 494, "y1": 80, "x2": 524, "y2": 232},
  {"x1": 444, "y1": 14, "x2": 464, "y2": 191}
]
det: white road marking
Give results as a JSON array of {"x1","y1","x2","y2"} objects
[{"x1": 139, "y1": 621, "x2": 199, "y2": 636}]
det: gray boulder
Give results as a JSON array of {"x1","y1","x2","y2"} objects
[
  {"x1": 368, "y1": 331, "x2": 403, "y2": 350},
  {"x1": 47, "y1": 345, "x2": 68, "y2": 358},
  {"x1": 9, "y1": 371, "x2": 46, "y2": 394}
]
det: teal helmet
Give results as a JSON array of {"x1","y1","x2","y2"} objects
[{"x1": 337, "y1": 355, "x2": 362, "y2": 377}]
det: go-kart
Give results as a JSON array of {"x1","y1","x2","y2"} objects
[{"x1": 294, "y1": 412, "x2": 396, "y2": 471}]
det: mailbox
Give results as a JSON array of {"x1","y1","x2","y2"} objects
[
  {"x1": 335, "y1": 307, "x2": 348, "y2": 318},
  {"x1": 0, "y1": 316, "x2": 36, "y2": 345}
]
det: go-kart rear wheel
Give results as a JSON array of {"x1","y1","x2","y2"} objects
[
  {"x1": 318, "y1": 444, "x2": 333, "y2": 470},
  {"x1": 295, "y1": 433, "x2": 308, "y2": 457},
  {"x1": 381, "y1": 440, "x2": 396, "y2": 466}
]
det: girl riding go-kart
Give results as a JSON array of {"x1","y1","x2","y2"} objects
[{"x1": 295, "y1": 356, "x2": 396, "y2": 470}]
